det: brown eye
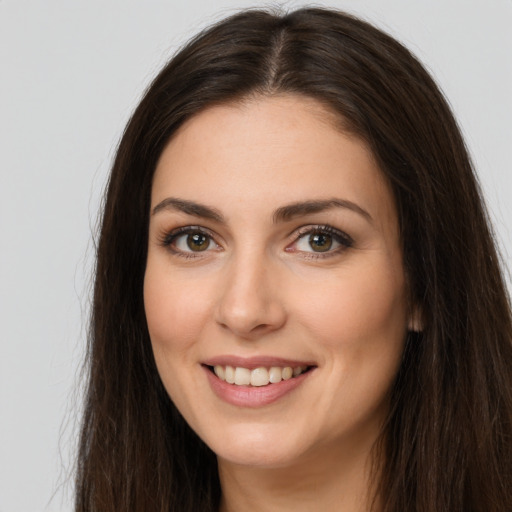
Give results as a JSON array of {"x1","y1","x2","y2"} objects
[
  {"x1": 291, "y1": 225, "x2": 353, "y2": 257},
  {"x1": 309, "y1": 233, "x2": 332, "y2": 252},
  {"x1": 165, "y1": 228, "x2": 217, "y2": 254},
  {"x1": 186, "y1": 232, "x2": 210, "y2": 251}
]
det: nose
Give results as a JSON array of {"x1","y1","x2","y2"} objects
[{"x1": 214, "y1": 252, "x2": 287, "y2": 339}]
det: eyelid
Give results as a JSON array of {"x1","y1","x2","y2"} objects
[
  {"x1": 293, "y1": 224, "x2": 353, "y2": 242},
  {"x1": 159, "y1": 225, "x2": 221, "y2": 256},
  {"x1": 158, "y1": 223, "x2": 353, "y2": 259},
  {"x1": 286, "y1": 224, "x2": 354, "y2": 257}
]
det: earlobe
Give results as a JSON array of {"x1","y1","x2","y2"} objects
[{"x1": 407, "y1": 304, "x2": 424, "y2": 332}]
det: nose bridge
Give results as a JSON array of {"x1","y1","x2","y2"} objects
[{"x1": 215, "y1": 245, "x2": 286, "y2": 338}]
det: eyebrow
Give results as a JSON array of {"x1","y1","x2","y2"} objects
[
  {"x1": 272, "y1": 199, "x2": 373, "y2": 223},
  {"x1": 152, "y1": 197, "x2": 372, "y2": 224},
  {"x1": 152, "y1": 197, "x2": 224, "y2": 222}
]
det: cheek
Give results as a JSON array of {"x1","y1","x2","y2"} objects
[
  {"x1": 294, "y1": 264, "x2": 407, "y2": 430},
  {"x1": 143, "y1": 265, "x2": 214, "y2": 433},
  {"x1": 143, "y1": 263, "x2": 212, "y2": 358},
  {"x1": 295, "y1": 262, "x2": 407, "y2": 357}
]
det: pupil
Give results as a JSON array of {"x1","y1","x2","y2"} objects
[
  {"x1": 310, "y1": 233, "x2": 332, "y2": 252},
  {"x1": 187, "y1": 233, "x2": 209, "y2": 251}
]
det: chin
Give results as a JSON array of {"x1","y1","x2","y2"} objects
[
  {"x1": 207, "y1": 424, "x2": 306, "y2": 468},
  {"x1": 216, "y1": 445, "x2": 301, "y2": 469}
]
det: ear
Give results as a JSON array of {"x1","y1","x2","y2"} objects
[{"x1": 407, "y1": 304, "x2": 424, "y2": 333}]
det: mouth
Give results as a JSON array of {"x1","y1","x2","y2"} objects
[
  {"x1": 202, "y1": 358, "x2": 317, "y2": 407},
  {"x1": 205, "y1": 364, "x2": 313, "y2": 387}
]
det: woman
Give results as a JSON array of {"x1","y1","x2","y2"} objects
[{"x1": 76, "y1": 7, "x2": 512, "y2": 511}]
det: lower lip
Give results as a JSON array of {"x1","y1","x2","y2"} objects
[{"x1": 203, "y1": 365, "x2": 313, "y2": 408}]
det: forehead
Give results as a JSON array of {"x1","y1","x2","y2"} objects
[{"x1": 152, "y1": 95, "x2": 396, "y2": 232}]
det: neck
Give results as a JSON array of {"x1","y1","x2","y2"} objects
[{"x1": 217, "y1": 437, "x2": 382, "y2": 512}]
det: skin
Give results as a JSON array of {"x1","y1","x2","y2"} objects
[{"x1": 144, "y1": 95, "x2": 412, "y2": 511}]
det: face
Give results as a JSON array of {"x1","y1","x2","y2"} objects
[{"x1": 144, "y1": 95, "x2": 410, "y2": 469}]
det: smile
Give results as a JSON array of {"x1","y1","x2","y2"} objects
[
  {"x1": 202, "y1": 358, "x2": 316, "y2": 408},
  {"x1": 211, "y1": 365, "x2": 309, "y2": 386}
]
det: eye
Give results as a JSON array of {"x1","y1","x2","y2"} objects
[
  {"x1": 290, "y1": 225, "x2": 353, "y2": 256},
  {"x1": 161, "y1": 227, "x2": 219, "y2": 255},
  {"x1": 300, "y1": 232, "x2": 335, "y2": 252},
  {"x1": 177, "y1": 231, "x2": 211, "y2": 252}
]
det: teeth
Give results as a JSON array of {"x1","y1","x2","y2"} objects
[
  {"x1": 234, "y1": 367, "x2": 251, "y2": 385},
  {"x1": 250, "y1": 367, "x2": 269, "y2": 386},
  {"x1": 225, "y1": 365, "x2": 235, "y2": 384},
  {"x1": 212, "y1": 365, "x2": 309, "y2": 386},
  {"x1": 213, "y1": 365, "x2": 225, "y2": 380},
  {"x1": 269, "y1": 366, "x2": 282, "y2": 383},
  {"x1": 282, "y1": 367, "x2": 293, "y2": 380}
]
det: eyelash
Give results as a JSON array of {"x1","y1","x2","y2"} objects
[
  {"x1": 291, "y1": 225, "x2": 354, "y2": 259},
  {"x1": 159, "y1": 224, "x2": 354, "y2": 260},
  {"x1": 159, "y1": 226, "x2": 219, "y2": 259}
]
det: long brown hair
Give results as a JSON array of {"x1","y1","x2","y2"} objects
[{"x1": 76, "y1": 8, "x2": 512, "y2": 511}]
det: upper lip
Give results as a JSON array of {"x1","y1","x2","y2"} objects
[{"x1": 202, "y1": 355, "x2": 316, "y2": 370}]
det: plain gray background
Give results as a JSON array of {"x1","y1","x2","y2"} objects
[{"x1": 1, "y1": 1, "x2": 511, "y2": 510}]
